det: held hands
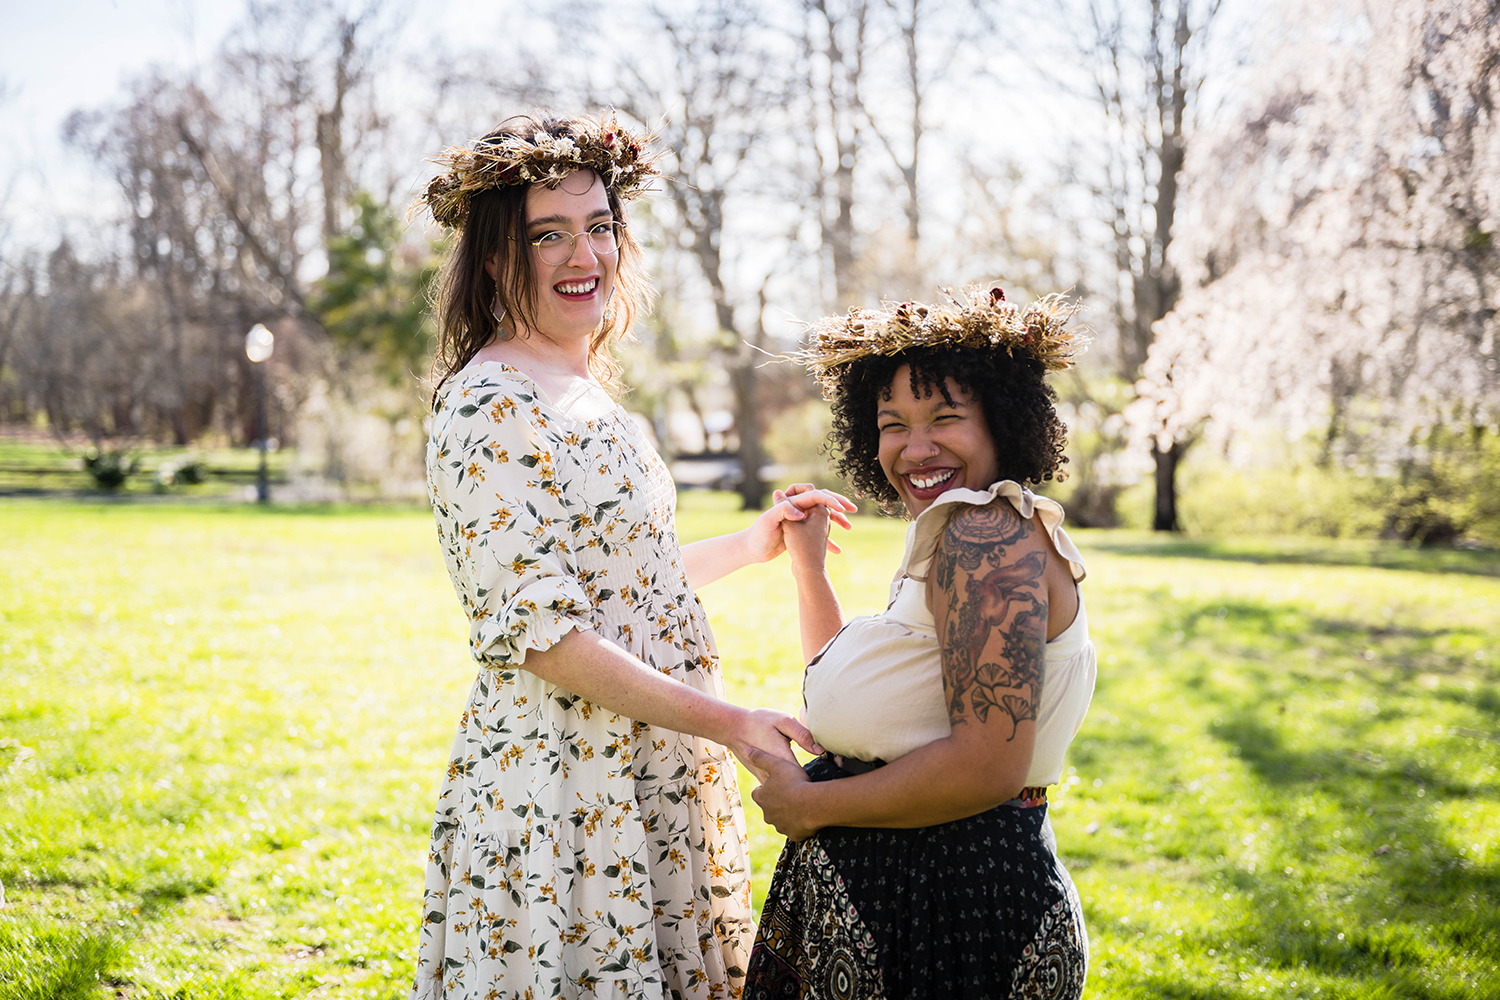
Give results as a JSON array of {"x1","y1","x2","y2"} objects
[
  {"x1": 745, "y1": 746, "x2": 820, "y2": 841},
  {"x1": 743, "y1": 484, "x2": 856, "y2": 565},
  {"x1": 778, "y1": 493, "x2": 833, "y2": 573}
]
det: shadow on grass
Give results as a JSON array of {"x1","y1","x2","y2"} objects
[
  {"x1": 1074, "y1": 571, "x2": 1500, "y2": 996},
  {"x1": 1153, "y1": 596, "x2": 1497, "y2": 695},
  {"x1": 1206, "y1": 711, "x2": 1500, "y2": 997}
]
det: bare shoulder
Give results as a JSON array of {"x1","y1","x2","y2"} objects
[
  {"x1": 929, "y1": 498, "x2": 1049, "y2": 638},
  {"x1": 934, "y1": 498, "x2": 1043, "y2": 575}
]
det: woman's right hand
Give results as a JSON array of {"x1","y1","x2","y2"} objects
[
  {"x1": 773, "y1": 484, "x2": 849, "y2": 661},
  {"x1": 728, "y1": 708, "x2": 823, "y2": 783},
  {"x1": 766, "y1": 484, "x2": 854, "y2": 559}
]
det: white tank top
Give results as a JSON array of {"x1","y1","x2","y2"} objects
[{"x1": 801, "y1": 481, "x2": 1097, "y2": 787}]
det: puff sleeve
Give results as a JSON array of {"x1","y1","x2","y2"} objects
[{"x1": 427, "y1": 378, "x2": 597, "y2": 667}]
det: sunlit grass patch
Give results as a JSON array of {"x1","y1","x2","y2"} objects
[
  {"x1": 1, "y1": 499, "x2": 1496, "y2": 998},
  {"x1": 1, "y1": 502, "x2": 458, "y2": 997},
  {"x1": 1054, "y1": 534, "x2": 1499, "y2": 998}
]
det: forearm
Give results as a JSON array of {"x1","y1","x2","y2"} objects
[
  {"x1": 804, "y1": 730, "x2": 1033, "y2": 829},
  {"x1": 520, "y1": 628, "x2": 739, "y2": 744},
  {"x1": 791, "y1": 560, "x2": 844, "y2": 661},
  {"x1": 680, "y1": 530, "x2": 755, "y2": 590},
  {"x1": 683, "y1": 487, "x2": 856, "y2": 590}
]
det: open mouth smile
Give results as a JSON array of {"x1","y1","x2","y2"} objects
[
  {"x1": 907, "y1": 469, "x2": 956, "y2": 491},
  {"x1": 556, "y1": 277, "x2": 598, "y2": 296}
]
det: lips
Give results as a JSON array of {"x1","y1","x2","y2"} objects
[
  {"x1": 903, "y1": 467, "x2": 959, "y2": 502},
  {"x1": 555, "y1": 277, "x2": 599, "y2": 296}
]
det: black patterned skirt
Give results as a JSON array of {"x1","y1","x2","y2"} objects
[{"x1": 745, "y1": 757, "x2": 1088, "y2": 1000}]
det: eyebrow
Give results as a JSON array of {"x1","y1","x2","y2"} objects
[
  {"x1": 527, "y1": 209, "x2": 614, "y2": 229},
  {"x1": 877, "y1": 399, "x2": 965, "y2": 419}
]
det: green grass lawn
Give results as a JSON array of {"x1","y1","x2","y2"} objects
[{"x1": 1, "y1": 494, "x2": 1497, "y2": 999}]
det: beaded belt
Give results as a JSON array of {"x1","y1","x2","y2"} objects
[{"x1": 1009, "y1": 786, "x2": 1048, "y2": 808}]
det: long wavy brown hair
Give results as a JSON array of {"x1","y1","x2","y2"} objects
[{"x1": 426, "y1": 112, "x2": 653, "y2": 400}]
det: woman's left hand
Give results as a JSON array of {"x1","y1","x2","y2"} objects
[
  {"x1": 745, "y1": 747, "x2": 821, "y2": 842},
  {"x1": 744, "y1": 484, "x2": 856, "y2": 564}
]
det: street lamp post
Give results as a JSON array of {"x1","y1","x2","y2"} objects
[{"x1": 244, "y1": 323, "x2": 275, "y2": 504}]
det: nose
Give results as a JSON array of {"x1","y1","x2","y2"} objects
[
  {"x1": 903, "y1": 429, "x2": 939, "y2": 465},
  {"x1": 565, "y1": 232, "x2": 600, "y2": 266}
]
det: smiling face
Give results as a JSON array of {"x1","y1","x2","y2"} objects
[
  {"x1": 506, "y1": 169, "x2": 617, "y2": 345},
  {"x1": 876, "y1": 365, "x2": 1001, "y2": 517}
]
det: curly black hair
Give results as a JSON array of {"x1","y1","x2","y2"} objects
[{"x1": 824, "y1": 344, "x2": 1069, "y2": 515}]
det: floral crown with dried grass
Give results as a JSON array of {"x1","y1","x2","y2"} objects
[
  {"x1": 795, "y1": 286, "x2": 1087, "y2": 393},
  {"x1": 418, "y1": 110, "x2": 661, "y2": 230}
]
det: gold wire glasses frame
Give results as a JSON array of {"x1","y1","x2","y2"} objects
[{"x1": 510, "y1": 221, "x2": 626, "y2": 265}]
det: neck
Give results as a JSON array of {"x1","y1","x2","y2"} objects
[{"x1": 480, "y1": 327, "x2": 594, "y2": 382}]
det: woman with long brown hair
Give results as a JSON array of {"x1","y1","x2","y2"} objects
[{"x1": 411, "y1": 110, "x2": 851, "y2": 1000}]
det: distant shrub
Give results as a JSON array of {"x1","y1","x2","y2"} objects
[
  {"x1": 1380, "y1": 428, "x2": 1500, "y2": 546},
  {"x1": 1178, "y1": 460, "x2": 1384, "y2": 539},
  {"x1": 83, "y1": 449, "x2": 139, "y2": 489},
  {"x1": 1173, "y1": 431, "x2": 1500, "y2": 547},
  {"x1": 153, "y1": 458, "x2": 207, "y2": 490}
]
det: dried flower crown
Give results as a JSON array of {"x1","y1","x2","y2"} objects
[
  {"x1": 420, "y1": 111, "x2": 661, "y2": 230},
  {"x1": 795, "y1": 286, "x2": 1086, "y2": 393}
]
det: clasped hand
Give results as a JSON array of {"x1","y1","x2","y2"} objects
[
  {"x1": 729, "y1": 708, "x2": 822, "y2": 786},
  {"x1": 743, "y1": 483, "x2": 855, "y2": 563},
  {"x1": 731, "y1": 483, "x2": 850, "y2": 831}
]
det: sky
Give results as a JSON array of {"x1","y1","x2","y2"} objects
[
  {"x1": 0, "y1": 0, "x2": 250, "y2": 242},
  {"x1": 0, "y1": 0, "x2": 482, "y2": 247},
  {"x1": 0, "y1": 0, "x2": 1073, "y2": 248},
  {"x1": 0, "y1": 0, "x2": 1267, "y2": 258}
]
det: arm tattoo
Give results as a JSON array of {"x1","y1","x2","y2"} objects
[{"x1": 934, "y1": 505, "x2": 1048, "y2": 740}]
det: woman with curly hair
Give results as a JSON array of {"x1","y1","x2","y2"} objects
[
  {"x1": 410, "y1": 109, "x2": 852, "y2": 1000},
  {"x1": 744, "y1": 287, "x2": 1098, "y2": 999}
]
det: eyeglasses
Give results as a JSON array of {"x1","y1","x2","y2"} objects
[{"x1": 515, "y1": 221, "x2": 625, "y2": 265}]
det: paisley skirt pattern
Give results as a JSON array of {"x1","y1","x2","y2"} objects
[{"x1": 745, "y1": 759, "x2": 1087, "y2": 999}]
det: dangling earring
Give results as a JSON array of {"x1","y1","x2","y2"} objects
[
  {"x1": 602, "y1": 285, "x2": 615, "y2": 321},
  {"x1": 492, "y1": 297, "x2": 509, "y2": 335}
]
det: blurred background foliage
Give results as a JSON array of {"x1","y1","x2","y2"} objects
[{"x1": 0, "y1": 0, "x2": 1496, "y2": 545}]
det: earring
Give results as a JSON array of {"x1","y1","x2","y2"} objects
[{"x1": 492, "y1": 298, "x2": 508, "y2": 334}]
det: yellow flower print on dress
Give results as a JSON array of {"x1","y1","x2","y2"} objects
[{"x1": 417, "y1": 365, "x2": 752, "y2": 999}]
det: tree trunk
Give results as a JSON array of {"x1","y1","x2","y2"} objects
[
  {"x1": 731, "y1": 362, "x2": 766, "y2": 510},
  {"x1": 1152, "y1": 439, "x2": 1184, "y2": 531},
  {"x1": 812, "y1": 0, "x2": 867, "y2": 310},
  {"x1": 317, "y1": 17, "x2": 358, "y2": 243}
]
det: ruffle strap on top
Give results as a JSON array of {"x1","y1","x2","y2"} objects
[{"x1": 902, "y1": 480, "x2": 1087, "y2": 584}]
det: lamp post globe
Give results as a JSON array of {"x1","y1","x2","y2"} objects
[
  {"x1": 244, "y1": 324, "x2": 275, "y2": 502},
  {"x1": 245, "y1": 323, "x2": 275, "y2": 363}
]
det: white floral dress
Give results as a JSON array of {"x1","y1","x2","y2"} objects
[{"x1": 413, "y1": 362, "x2": 753, "y2": 1000}]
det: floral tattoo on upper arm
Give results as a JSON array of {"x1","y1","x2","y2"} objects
[{"x1": 932, "y1": 503, "x2": 1047, "y2": 740}]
